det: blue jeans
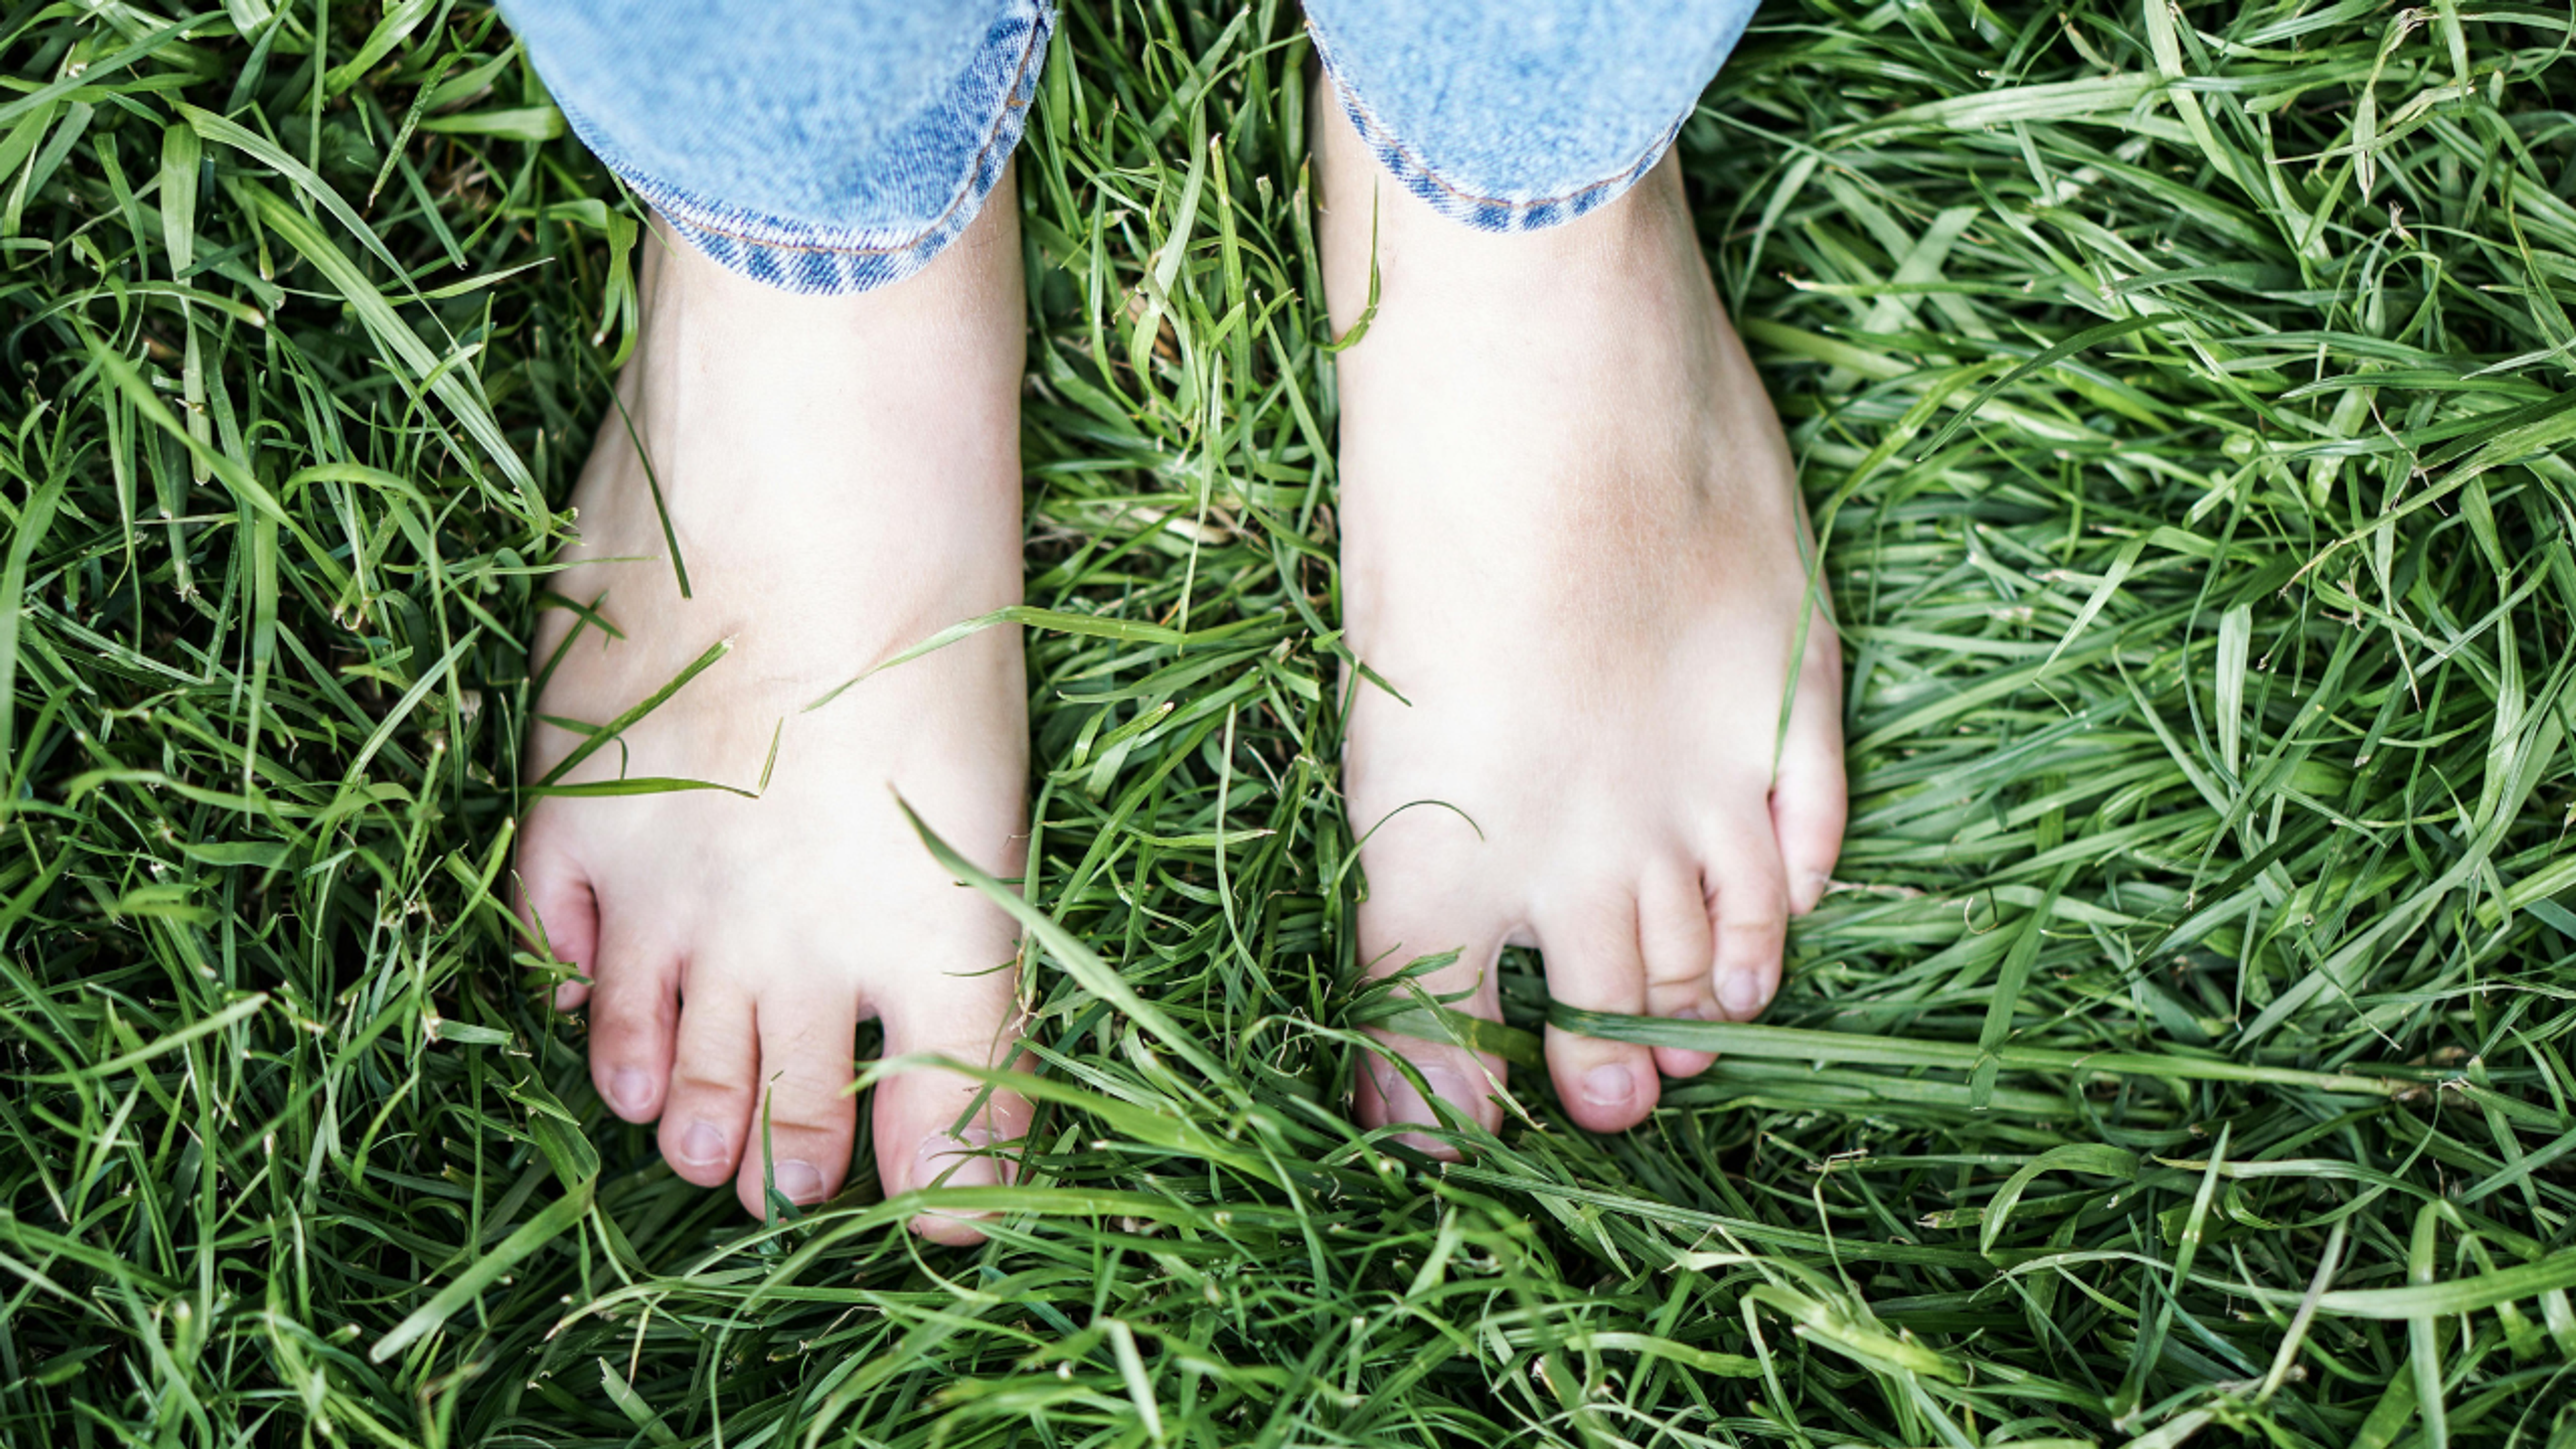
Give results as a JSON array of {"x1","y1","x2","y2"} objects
[{"x1": 500, "y1": 1, "x2": 1761, "y2": 294}]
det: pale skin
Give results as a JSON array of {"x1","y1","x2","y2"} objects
[
  {"x1": 515, "y1": 91, "x2": 1847, "y2": 1234},
  {"x1": 1316, "y1": 95, "x2": 1847, "y2": 1144},
  {"x1": 515, "y1": 170, "x2": 1032, "y2": 1241}
]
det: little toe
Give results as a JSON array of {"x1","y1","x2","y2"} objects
[
  {"x1": 1774, "y1": 642, "x2": 1848, "y2": 916},
  {"x1": 1705, "y1": 816, "x2": 1791, "y2": 1022},
  {"x1": 1535, "y1": 891, "x2": 1660, "y2": 1134},
  {"x1": 875, "y1": 969, "x2": 1031, "y2": 1246},
  {"x1": 586, "y1": 934, "x2": 678, "y2": 1124},
  {"x1": 657, "y1": 972, "x2": 759, "y2": 1188},
  {"x1": 513, "y1": 823, "x2": 599, "y2": 1010},
  {"x1": 1637, "y1": 857, "x2": 1719, "y2": 1079},
  {"x1": 734, "y1": 989, "x2": 863, "y2": 1218}
]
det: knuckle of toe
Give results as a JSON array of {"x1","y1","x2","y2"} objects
[
  {"x1": 1646, "y1": 955, "x2": 1711, "y2": 990},
  {"x1": 758, "y1": 1112, "x2": 849, "y2": 1140},
  {"x1": 669, "y1": 1073, "x2": 750, "y2": 1102},
  {"x1": 1724, "y1": 914, "x2": 1788, "y2": 949}
]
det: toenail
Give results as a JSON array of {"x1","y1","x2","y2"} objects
[
  {"x1": 1720, "y1": 971, "x2": 1766, "y2": 1018},
  {"x1": 1581, "y1": 1064, "x2": 1636, "y2": 1110},
  {"x1": 1416, "y1": 1067, "x2": 1473, "y2": 1118},
  {"x1": 773, "y1": 1159, "x2": 824, "y2": 1202},
  {"x1": 608, "y1": 1068, "x2": 652, "y2": 1116},
  {"x1": 1800, "y1": 871, "x2": 1830, "y2": 908},
  {"x1": 1373, "y1": 1063, "x2": 1477, "y2": 1154},
  {"x1": 679, "y1": 1121, "x2": 727, "y2": 1167},
  {"x1": 1393, "y1": 1130, "x2": 1464, "y2": 1160},
  {"x1": 916, "y1": 1129, "x2": 1001, "y2": 1189}
]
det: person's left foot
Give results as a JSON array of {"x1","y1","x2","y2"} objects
[{"x1": 1317, "y1": 94, "x2": 1848, "y2": 1145}]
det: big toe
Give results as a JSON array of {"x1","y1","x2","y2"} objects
[
  {"x1": 875, "y1": 974, "x2": 1029, "y2": 1246},
  {"x1": 1357, "y1": 1036, "x2": 1504, "y2": 1157},
  {"x1": 1351, "y1": 882, "x2": 1511, "y2": 1153}
]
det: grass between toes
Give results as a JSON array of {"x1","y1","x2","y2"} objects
[{"x1": 6, "y1": 1, "x2": 2576, "y2": 1444}]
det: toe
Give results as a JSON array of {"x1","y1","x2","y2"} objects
[
  {"x1": 1356, "y1": 1029, "x2": 1502, "y2": 1158},
  {"x1": 1352, "y1": 867, "x2": 1511, "y2": 1153},
  {"x1": 513, "y1": 816, "x2": 599, "y2": 1010},
  {"x1": 1638, "y1": 856, "x2": 1719, "y2": 1078},
  {"x1": 656, "y1": 971, "x2": 759, "y2": 1188},
  {"x1": 586, "y1": 931, "x2": 678, "y2": 1124},
  {"x1": 1773, "y1": 634, "x2": 1847, "y2": 915},
  {"x1": 1535, "y1": 889, "x2": 1660, "y2": 1134},
  {"x1": 1705, "y1": 813, "x2": 1791, "y2": 1022},
  {"x1": 734, "y1": 989, "x2": 863, "y2": 1217},
  {"x1": 874, "y1": 962, "x2": 1030, "y2": 1246}
]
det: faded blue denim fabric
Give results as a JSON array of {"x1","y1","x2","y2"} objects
[
  {"x1": 499, "y1": 0, "x2": 1051, "y2": 294},
  {"x1": 504, "y1": 0, "x2": 1754, "y2": 294},
  {"x1": 1301, "y1": 0, "x2": 1761, "y2": 232}
]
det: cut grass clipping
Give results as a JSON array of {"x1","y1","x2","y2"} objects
[{"x1": 5, "y1": 0, "x2": 2575, "y2": 1445}]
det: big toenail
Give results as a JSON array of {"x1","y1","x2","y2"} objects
[
  {"x1": 1721, "y1": 972, "x2": 1766, "y2": 1017},
  {"x1": 1581, "y1": 1064, "x2": 1635, "y2": 1109},
  {"x1": 1375, "y1": 1063, "x2": 1475, "y2": 1155},
  {"x1": 916, "y1": 1129, "x2": 1001, "y2": 1189},
  {"x1": 773, "y1": 1159, "x2": 824, "y2": 1202},
  {"x1": 679, "y1": 1121, "x2": 727, "y2": 1166},
  {"x1": 1416, "y1": 1067, "x2": 1473, "y2": 1118},
  {"x1": 609, "y1": 1068, "x2": 651, "y2": 1116}
]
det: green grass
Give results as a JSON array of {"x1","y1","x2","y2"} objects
[{"x1": 5, "y1": 0, "x2": 2576, "y2": 1443}]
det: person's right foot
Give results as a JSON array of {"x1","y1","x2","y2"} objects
[
  {"x1": 1318, "y1": 93, "x2": 1848, "y2": 1146},
  {"x1": 515, "y1": 174, "x2": 1032, "y2": 1240}
]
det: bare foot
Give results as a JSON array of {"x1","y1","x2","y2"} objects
[
  {"x1": 1318, "y1": 97, "x2": 1848, "y2": 1145},
  {"x1": 515, "y1": 173, "x2": 1030, "y2": 1241}
]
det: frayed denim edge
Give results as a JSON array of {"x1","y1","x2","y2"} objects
[
  {"x1": 1303, "y1": 12, "x2": 1688, "y2": 235},
  {"x1": 557, "y1": 1, "x2": 1053, "y2": 297}
]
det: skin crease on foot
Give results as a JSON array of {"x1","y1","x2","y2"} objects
[
  {"x1": 514, "y1": 168, "x2": 1033, "y2": 1242},
  {"x1": 1318, "y1": 93, "x2": 1850, "y2": 1148}
]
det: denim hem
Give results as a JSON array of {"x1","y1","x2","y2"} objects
[
  {"x1": 558, "y1": 1, "x2": 1052, "y2": 295},
  {"x1": 1304, "y1": 12, "x2": 1688, "y2": 234}
]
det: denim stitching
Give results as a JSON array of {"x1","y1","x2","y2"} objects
[
  {"x1": 651, "y1": 12, "x2": 1046, "y2": 258},
  {"x1": 568, "y1": 1, "x2": 1051, "y2": 294},
  {"x1": 1303, "y1": 12, "x2": 1687, "y2": 231}
]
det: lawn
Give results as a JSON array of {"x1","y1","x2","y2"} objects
[{"x1": 5, "y1": 0, "x2": 2576, "y2": 1444}]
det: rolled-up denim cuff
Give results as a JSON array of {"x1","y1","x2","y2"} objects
[
  {"x1": 1304, "y1": 11, "x2": 1687, "y2": 235},
  {"x1": 556, "y1": 0, "x2": 1051, "y2": 294}
]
